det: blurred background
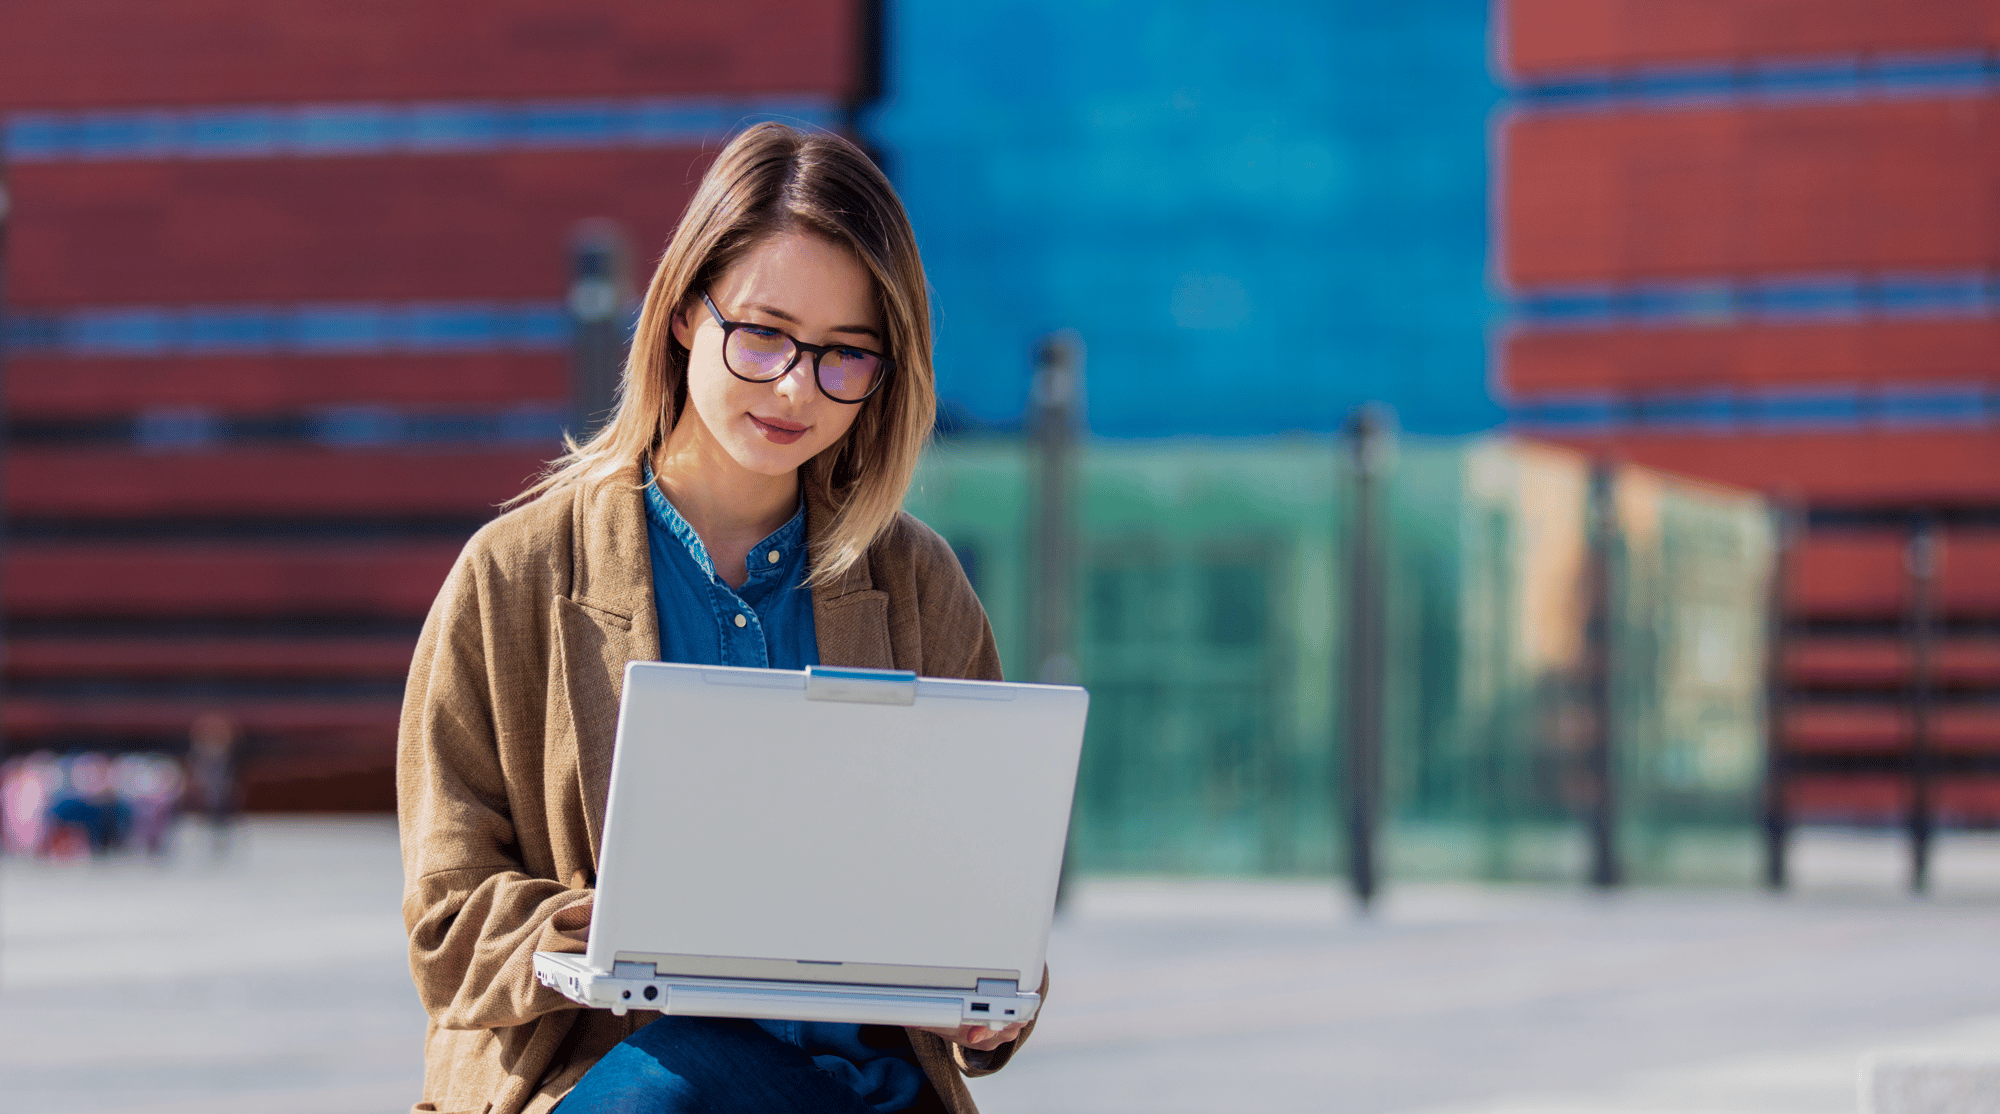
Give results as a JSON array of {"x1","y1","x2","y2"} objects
[
  {"x1": 2, "y1": 0, "x2": 1995, "y2": 890},
  {"x1": 2, "y1": 2, "x2": 2000, "y2": 1112}
]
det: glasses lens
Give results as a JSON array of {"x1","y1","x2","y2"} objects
[
  {"x1": 817, "y1": 347, "x2": 883, "y2": 401},
  {"x1": 725, "y1": 327, "x2": 794, "y2": 380}
]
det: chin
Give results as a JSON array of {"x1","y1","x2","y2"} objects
[{"x1": 726, "y1": 437, "x2": 822, "y2": 478}]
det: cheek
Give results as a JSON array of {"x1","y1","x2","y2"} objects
[
  {"x1": 822, "y1": 402, "x2": 864, "y2": 444},
  {"x1": 681, "y1": 350, "x2": 740, "y2": 418}
]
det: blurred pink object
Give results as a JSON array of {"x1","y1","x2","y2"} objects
[{"x1": 0, "y1": 752, "x2": 58, "y2": 854}]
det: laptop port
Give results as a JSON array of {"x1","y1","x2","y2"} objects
[
  {"x1": 970, "y1": 1002, "x2": 989, "y2": 1012},
  {"x1": 644, "y1": 985, "x2": 659, "y2": 1001}
]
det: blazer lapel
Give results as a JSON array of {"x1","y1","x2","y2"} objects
[
  {"x1": 558, "y1": 464, "x2": 660, "y2": 863},
  {"x1": 807, "y1": 484, "x2": 895, "y2": 670}
]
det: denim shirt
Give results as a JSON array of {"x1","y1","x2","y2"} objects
[
  {"x1": 641, "y1": 467, "x2": 818, "y2": 669},
  {"x1": 640, "y1": 468, "x2": 927, "y2": 1113}
]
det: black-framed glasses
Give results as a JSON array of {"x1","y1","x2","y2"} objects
[{"x1": 701, "y1": 291, "x2": 891, "y2": 404}]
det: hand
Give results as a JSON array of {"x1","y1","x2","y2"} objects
[
  {"x1": 915, "y1": 1021, "x2": 1025, "y2": 1052},
  {"x1": 551, "y1": 896, "x2": 593, "y2": 944}
]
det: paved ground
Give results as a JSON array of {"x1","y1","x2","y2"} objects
[{"x1": 4, "y1": 818, "x2": 1999, "y2": 1114}]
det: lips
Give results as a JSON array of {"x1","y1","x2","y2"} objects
[{"x1": 749, "y1": 414, "x2": 807, "y2": 445}]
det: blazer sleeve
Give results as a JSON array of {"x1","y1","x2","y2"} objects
[{"x1": 397, "y1": 545, "x2": 593, "y2": 1032}]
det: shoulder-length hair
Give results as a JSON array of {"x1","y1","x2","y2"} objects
[{"x1": 517, "y1": 122, "x2": 935, "y2": 587}]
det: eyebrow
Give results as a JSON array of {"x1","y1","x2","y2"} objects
[{"x1": 740, "y1": 301, "x2": 882, "y2": 341}]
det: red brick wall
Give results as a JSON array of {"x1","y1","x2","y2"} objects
[
  {"x1": 0, "y1": 0, "x2": 863, "y2": 107},
  {"x1": 0, "y1": 0, "x2": 868, "y2": 809},
  {"x1": 1506, "y1": 319, "x2": 2000, "y2": 394},
  {"x1": 6, "y1": 449, "x2": 550, "y2": 517},
  {"x1": 1501, "y1": 98, "x2": 2000, "y2": 284},
  {"x1": 9, "y1": 353, "x2": 566, "y2": 419},
  {"x1": 7, "y1": 150, "x2": 708, "y2": 304},
  {"x1": 1503, "y1": 0, "x2": 2000, "y2": 79},
  {"x1": 1548, "y1": 427, "x2": 2000, "y2": 508}
]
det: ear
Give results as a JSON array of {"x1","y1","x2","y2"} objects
[{"x1": 670, "y1": 303, "x2": 695, "y2": 351}]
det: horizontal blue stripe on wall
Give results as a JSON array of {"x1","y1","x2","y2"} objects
[
  {"x1": 113, "y1": 403, "x2": 571, "y2": 450},
  {"x1": 1512, "y1": 270, "x2": 1999, "y2": 331},
  {"x1": 1511, "y1": 383, "x2": 1998, "y2": 433},
  {"x1": 1513, "y1": 50, "x2": 2000, "y2": 113},
  {"x1": 3, "y1": 95, "x2": 841, "y2": 163},
  {"x1": 4, "y1": 301, "x2": 571, "y2": 357}
]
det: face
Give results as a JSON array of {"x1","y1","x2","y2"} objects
[{"x1": 668, "y1": 231, "x2": 882, "y2": 481}]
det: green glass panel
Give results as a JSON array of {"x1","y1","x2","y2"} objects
[{"x1": 903, "y1": 435, "x2": 1773, "y2": 885}]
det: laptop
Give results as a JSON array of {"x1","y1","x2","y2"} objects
[{"x1": 534, "y1": 661, "x2": 1088, "y2": 1029}]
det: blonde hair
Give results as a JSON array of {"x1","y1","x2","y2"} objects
[{"x1": 517, "y1": 122, "x2": 936, "y2": 586}]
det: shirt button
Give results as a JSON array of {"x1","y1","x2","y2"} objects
[
  {"x1": 767, "y1": 549, "x2": 781, "y2": 564},
  {"x1": 733, "y1": 614, "x2": 748, "y2": 628}
]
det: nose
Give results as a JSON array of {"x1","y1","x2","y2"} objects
[{"x1": 771, "y1": 351, "x2": 818, "y2": 402}]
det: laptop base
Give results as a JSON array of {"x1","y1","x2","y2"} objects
[{"x1": 534, "y1": 951, "x2": 1042, "y2": 1027}]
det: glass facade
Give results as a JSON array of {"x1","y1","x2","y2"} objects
[{"x1": 905, "y1": 435, "x2": 1774, "y2": 885}]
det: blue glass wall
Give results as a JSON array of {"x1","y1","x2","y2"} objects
[{"x1": 867, "y1": 0, "x2": 1502, "y2": 437}]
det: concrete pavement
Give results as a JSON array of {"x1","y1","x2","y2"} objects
[{"x1": 4, "y1": 818, "x2": 1999, "y2": 1114}]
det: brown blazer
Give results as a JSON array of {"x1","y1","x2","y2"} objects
[{"x1": 397, "y1": 462, "x2": 1036, "y2": 1114}]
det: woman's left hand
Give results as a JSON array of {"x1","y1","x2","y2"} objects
[{"x1": 915, "y1": 1022, "x2": 1025, "y2": 1051}]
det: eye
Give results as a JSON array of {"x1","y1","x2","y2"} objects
[
  {"x1": 836, "y1": 346, "x2": 873, "y2": 361},
  {"x1": 739, "y1": 324, "x2": 784, "y2": 340}
]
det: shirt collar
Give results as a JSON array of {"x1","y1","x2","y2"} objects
[{"x1": 641, "y1": 460, "x2": 806, "y2": 585}]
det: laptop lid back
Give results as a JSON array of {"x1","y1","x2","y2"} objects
[{"x1": 586, "y1": 662, "x2": 1087, "y2": 991}]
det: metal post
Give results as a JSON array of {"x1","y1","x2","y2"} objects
[
  {"x1": 1761, "y1": 503, "x2": 1797, "y2": 891},
  {"x1": 1030, "y1": 332, "x2": 1084, "y2": 906},
  {"x1": 1907, "y1": 518, "x2": 1940, "y2": 895},
  {"x1": 1583, "y1": 460, "x2": 1622, "y2": 889},
  {"x1": 1029, "y1": 331, "x2": 1084, "y2": 687},
  {"x1": 1342, "y1": 406, "x2": 1390, "y2": 909},
  {"x1": 1479, "y1": 507, "x2": 1515, "y2": 881},
  {"x1": 845, "y1": 0, "x2": 886, "y2": 134},
  {"x1": 568, "y1": 220, "x2": 632, "y2": 442}
]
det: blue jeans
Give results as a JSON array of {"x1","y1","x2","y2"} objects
[{"x1": 556, "y1": 1016, "x2": 916, "y2": 1113}]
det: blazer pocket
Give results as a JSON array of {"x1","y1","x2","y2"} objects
[
  {"x1": 818, "y1": 589, "x2": 895, "y2": 670},
  {"x1": 562, "y1": 595, "x2": 634, "y2": 631}
]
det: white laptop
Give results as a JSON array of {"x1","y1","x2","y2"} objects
[{"x1": 534, "y1": 661, "x2": 1088, "y2": 1029}]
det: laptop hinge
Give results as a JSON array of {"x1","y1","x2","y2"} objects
[
  {"x1": 975, "y1": 978, "x2": 1019, "y2": 997},
  {"x1": 805, "y1": 665, "x2": 917, "y2": 706},
  {"x1": 612, "y1": 961, "x2": 659, "y2": 979}
]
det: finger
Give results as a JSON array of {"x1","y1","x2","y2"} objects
[{"x1": 966, "y1": 1023, "x2": 1022, "y2": 1050}]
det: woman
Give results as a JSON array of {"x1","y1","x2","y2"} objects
[{"x1": 398, "y1": 123, "x2": 1037, "y2": 1114}]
